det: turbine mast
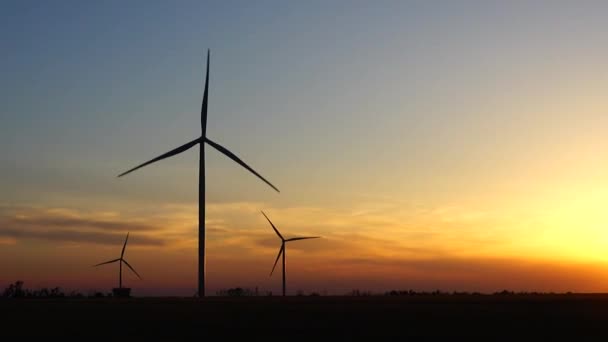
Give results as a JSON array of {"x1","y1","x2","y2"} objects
[
  {"x1": 119, "y1": 259, "x2": 123, "y2": 289},
  {"x1": 282, "y1": 243, "x2": 286, "y2": 296},
  {"x1": 199, "y1": 139, "x2": 205, "y2": 297},
  {"x1": 199, "y1": 49, "x2": 210, "y2": 297}
]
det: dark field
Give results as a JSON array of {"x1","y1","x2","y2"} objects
[{"x1": 3, "y1": 295, "x2": 608, "y2": 339}]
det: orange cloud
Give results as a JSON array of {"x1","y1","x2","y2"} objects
[{"x1": 2, "y1": 200, "x2": 608, "y2": 295}]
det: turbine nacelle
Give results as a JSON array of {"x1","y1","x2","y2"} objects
[{"x1": 118, "y1": 137, "x2": 279, "y2": 193}]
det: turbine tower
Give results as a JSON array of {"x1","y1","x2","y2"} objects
[
  {"x1": 261, "y1": 211, "x2": 320, "y2": 296},
  {"x1": 93, "y1": 232, "x2": 141, "y2": 289},
  {"x1": 118, "y1": 50, "x2": 279, "y2": 297}
]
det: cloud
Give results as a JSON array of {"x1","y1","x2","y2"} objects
[
  {"x1": 0, "y1": 205, "x2": 173, "y2": 247},
  {"x1": 0, "y1": 197, "x2": 551, "y2": 261},
  {"x1": 0, "y1": 227, "x2": 165, "y2": 246},
  {"x1": 3, "y1": 202, "x2": 608, "y2": 294},
  {"x1": 313, "y1": 256, "x2": 608, "y2": 293},
  {"x1": 0, "y1": 236, "x2": 17, "y2": 245},
  {"x1": 8, "y1": 216, "x2": 157, "y2": 232}
]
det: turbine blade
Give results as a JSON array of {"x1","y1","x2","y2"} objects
[
  {"x1": 117, "y1": 137, "x2": 202, "y2": 177},
  {"x1": 122, "y1": 259, "x2": 142, "y2": 280},
  {"x1": 93, "y1": 258, "x2": 120, "y2": 267},
  {"x1": 286, "y1": 236, "x2": 321, "y2": 242},
  {"x1": 261, "y1": 211, "x2": 283, "y2": 240},
  {"x1": 205, "y1": 137, "x2": 280, "y2": 193},
  {"x1": 270, "y1": 245, "x2": 284, "y2": 276},
  {"x1": 201, "y1": 49, "x2": 209, "y2": 130},
  {"x1": 121, "y1": 232, "x2": 129, "y2": 258}
]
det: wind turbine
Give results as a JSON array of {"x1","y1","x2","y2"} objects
[
  {"x1": 117, "y1": 50, "x2": 280, "y2": 297},
  {"x1": 261, "y1": 211, "x2": 320, "y2": 296},
  {"x1": 93, "y1": 232, "x2": 141, "y2": 290}
]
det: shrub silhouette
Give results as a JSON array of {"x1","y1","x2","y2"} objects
[
  {"x1": 216, "y1": 287, "x2": 256, "y2": 297},
  {"x1": 2, "y1": 281, "x2": 26, "y2": 298},
  {"x1": 2, "y1": 281, "x2": 80, "y2": 298}
]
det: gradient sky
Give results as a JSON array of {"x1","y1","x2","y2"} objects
[{"x1": 2, "y1": 1, "x2": 608, "y2": 295}]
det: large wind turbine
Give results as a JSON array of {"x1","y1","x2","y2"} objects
[
  {"x1": 93, "y1": 232, "x2": 141, "y2": 289},
  {"x1": 261, "y1": 211, "x2": 320, "y2": 296},
  {"x1": 118, "y1": 50, "x2": 279, "y2": 297}
]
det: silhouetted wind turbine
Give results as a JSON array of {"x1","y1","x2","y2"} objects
[
  {"x1": 261, "y1": 211, "x2": 320, "y2": 296},
  {"x1": 93, "y1": 232, "x2": 141, "y2": 289},
  {"x1": 118, "y1": 50, "x2": 280, "y2": 297}
]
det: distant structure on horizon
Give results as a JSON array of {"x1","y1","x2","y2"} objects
[
  {"x1": 93, "y1": 232, "x2": 141, "y2": 297},
  {"x1": 262, "y1": 211, "x2": 320, "y2": 296},
  {"x1": 117, "y1": 50, "x2": 280, "y2": 297}
]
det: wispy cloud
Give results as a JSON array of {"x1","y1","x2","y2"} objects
[
  {"x1": 7, "y1": 215, "x2": 157, "y2": 232},
  {"x1": 0, "y1": 227, "x2": 165, "y2": 246},
  {"x1": 0, "y1": 198, "x2": 558, "y2": 259},
  {"x1": 0, "y1": 205, "x2": 173, "y2": 247},
  {"x1": 2, "y1": 201, "x2": 608, "y2": 293},
  {"x1": 0, "y1": 236, "x2": 17, "y2": 245}
]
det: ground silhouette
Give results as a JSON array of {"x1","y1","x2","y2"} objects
[{"x1": 3, "y1": 293, "x2": 608, "y2": 339}]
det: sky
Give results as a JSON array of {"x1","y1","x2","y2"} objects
[{"x1": 2, "y1": 1, "x2": 608, "y2": 296}]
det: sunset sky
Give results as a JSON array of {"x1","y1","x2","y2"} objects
[{"x1": 2, "y1": 1, "x2": 608, "y2": 296}]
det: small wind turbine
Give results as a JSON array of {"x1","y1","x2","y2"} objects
[
  {"x1": 261, "y1": 211, "x2": 320, "y2": 296},
  {"x1": 93, "y1": 232, "x2": 141, "y2": 293},
  {"x1": 118, "y1": 50, "x2": 279, "y2": 297}
]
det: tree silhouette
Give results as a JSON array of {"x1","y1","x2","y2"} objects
[{"x1": 2, "y1": 281, "x2": 25, "y2": 298}]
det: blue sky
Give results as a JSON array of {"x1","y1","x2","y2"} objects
[{"x1": 3, "y1": 1, "x2": 607, "y2": 207}]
